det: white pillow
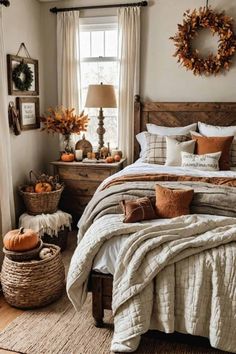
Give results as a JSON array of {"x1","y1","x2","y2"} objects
[
  {"x1": 147, "y1": 123, "x2": 197, "y2": 136},
  {"x1": 165, "y1": 137, "x2": 195, "y2": 166},
  {"x1": 136, "y1": 132, "x2": 147, "y2": 157},
  {"x1": 181, "y1": 151, "x2": 221, "y2": 171},
  {"x1": 198, "y1": 122, "x2": 236, "y2": 137}
]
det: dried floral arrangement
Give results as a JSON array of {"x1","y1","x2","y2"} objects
[
  {"x1": 41, "y1": 106, "x2": 89, "y2": 136},
  {"x1": 170, "y1": 6, "x2": 236, "y2": 76},
  {"x1": 22, "y1": 171, "x2": 63, "y2": 193}
]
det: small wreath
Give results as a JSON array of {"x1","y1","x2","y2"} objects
[
  {"x1": 170, "y1": 7, "x2": 236, "y2": 76},
  {"x1": 12, "y1": 61, "x2": 33, "y2": 91}
]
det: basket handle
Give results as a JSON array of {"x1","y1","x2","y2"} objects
[{"x1": 29, "y1": 170, "x2": 40, "y2": 184}]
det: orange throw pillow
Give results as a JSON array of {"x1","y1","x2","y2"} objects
[
  {"x1": 191, "y1": 134, "x2": 234, "y2": 170},
  {"x1": 120, "y1": 197, "x2": 157, "y2": 223},
  {"x1": 155, "y1": 185, "x2": 194, "y2": 218}
]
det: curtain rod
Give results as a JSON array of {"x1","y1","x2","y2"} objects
[
  {"x1": 0, "y1": 0, "x2": 10, "y2": 7},
  {"x1": 50, "y1": 1, "x2": 148, "y2": 14}
]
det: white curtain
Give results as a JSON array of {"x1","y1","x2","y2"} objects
[
  {"x1": 118, "y1": 7, "x2": 140, "y2": 164},
  {"x1": 0, "y1": 7, "x2": 15, "y2": 237},
  {"x1": 57, "y1": 11, "x2": 81, "y2": 111}
]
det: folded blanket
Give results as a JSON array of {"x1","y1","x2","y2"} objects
[
  {"x1": 101, "y1": 173, "x2": 236, "y2": 190},
  {"x1": 78, "y1": 179, "x2": 236, "y2": 241}
]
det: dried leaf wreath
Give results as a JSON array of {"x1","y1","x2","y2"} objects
[{"x1": 170, "y1": 6, "x2": 236, "y2": 76}]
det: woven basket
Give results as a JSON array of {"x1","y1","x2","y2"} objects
[
  {"x1": 1, "y1": 244, "x2": 65, "y2": 309},
  {"x1": 19, "y1": 186, "x2": 64, "y2": 215}
]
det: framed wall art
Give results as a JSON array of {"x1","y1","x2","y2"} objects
[
  {"x1": 7, "y1": 54, "x2": 39, "y2": 96},
  {"x1": 16, "y1": 97, "x2": 40, "y2": 130}
]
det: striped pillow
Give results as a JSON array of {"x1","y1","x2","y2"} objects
[{"x1": 142, "y1": 132, "x2": 190, "y2": 164}]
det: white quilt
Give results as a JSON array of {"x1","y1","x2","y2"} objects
[{"x1": 67, "y1": 213, "x2": 236, "y2": 353}]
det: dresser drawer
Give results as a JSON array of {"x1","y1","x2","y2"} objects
[
  {"x1": 51, "y1": 159, "x2": 126, "y2": 222},
  {"x1": 63, "y1": 179, "x2": 100, "y2": 196},
  {"x1": 58, "y1": 166, "x2": 111, "y2": 182}
]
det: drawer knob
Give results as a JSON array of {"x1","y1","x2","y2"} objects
[{"x1": 78, "y1": 172, "x2": 88, "y2": 178}]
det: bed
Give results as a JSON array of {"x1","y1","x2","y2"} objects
[{"x1": 67, "y1": 97, "x2": 236, "y2": 353}]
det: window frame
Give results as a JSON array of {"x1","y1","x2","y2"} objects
[
  {"x1": 79, "y1": 16, "x2": 119, "y2": 149},
  {"x1": 80, "y1": 17, "x2": 118, "y2": 63}
]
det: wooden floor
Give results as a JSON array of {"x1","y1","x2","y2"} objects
[{"x1": 0, "y1": 294, "x2": 22, "y2": 354}]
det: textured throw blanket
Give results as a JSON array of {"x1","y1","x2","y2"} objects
[{"x1": 67, "y1": 178, "x2": 236, "y2": 353}]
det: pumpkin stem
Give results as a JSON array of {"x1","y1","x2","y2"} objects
[{"x1": 19, "y1": 227, "x2": 24, "y2": 234}]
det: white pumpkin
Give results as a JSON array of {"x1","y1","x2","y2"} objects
[{"x1": 39, "y1": 247, "x2": 53, "y2": 260}]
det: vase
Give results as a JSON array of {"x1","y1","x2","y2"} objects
[{"x1": 63, "y1": 134, "x2": 73, "y2": 153}]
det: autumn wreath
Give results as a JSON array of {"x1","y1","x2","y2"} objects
[
  {"x1": 170, "y1": 7, "x2": 236, "y2": 76},
  {"x1": 12, "y1": 61, "x2": 33, "y2": 91}
]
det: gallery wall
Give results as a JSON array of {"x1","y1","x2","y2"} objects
[{"x1": 2, "y1": 0, "x2": 58, "y2": 219}]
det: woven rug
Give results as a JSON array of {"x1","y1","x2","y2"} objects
[{"x1": 0, "y1": 235, "x2": 230, "y2": 354}]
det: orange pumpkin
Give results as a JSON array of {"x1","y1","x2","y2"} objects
[
  {"x1": 35, "y1": 182, "x2": 52, "y2": 193},
  {"x1": 106, "y1": 156, "x2": 114, "y2": 163},
  {"x1": 61, "y1": 153, "x2": 75, "y2": 162},
  {"x1": 113, "y1": 154, "x2": 121, "y2": 162},
  {"x1": 4, "y1": 227, "x2": 39, "y2": 252}
]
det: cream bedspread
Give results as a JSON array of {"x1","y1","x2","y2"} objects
[{"x1": 67, "y1": 180, "x2": 236, "y2": 353}]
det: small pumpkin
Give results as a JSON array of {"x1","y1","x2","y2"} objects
[
  {"x1": 113, "y1": 154, "x2": 121, "y2": 162},
  {"x1": 61, "y1": 152, "x2": 75, "y2": 162},
  {"x1": 4, "y1": 227, "x2": 39, "y2": 252},
  {"x1": 35, "y1": 182, "x2": 52, "y2": 193},
  {"x1": 106, "y1": 156, "x2": 114, "y2": 163}
]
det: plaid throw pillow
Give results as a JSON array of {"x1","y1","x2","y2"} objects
[{"x1": 142, "y1": 132, "x2": 190, "y2": 164}]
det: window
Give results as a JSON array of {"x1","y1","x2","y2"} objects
[{"x1": 79, "y1": 18, "x2": 118, "y2": 149}]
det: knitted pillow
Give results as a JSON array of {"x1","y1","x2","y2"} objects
[
  {"x1": 120, "y1": 197, "x2": 157, "y2": 223},
  {"x1": 155, "y1": 185, "x2": 194, "y2": 218}
]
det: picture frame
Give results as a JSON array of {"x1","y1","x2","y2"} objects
[
  {"x1": 7, "y1": 54, "x2": 39, "y2": 96},
  {"x1": 16, "y1": 97, "x2": 40, "y2": 131}
]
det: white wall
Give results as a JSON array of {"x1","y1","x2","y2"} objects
[
  {"x1": 141, "y1": 0, "x2": 236, "y2": 101},
  {"x1": 2, "y1": 0, "x2": 58, "y2": 219},
  {"x1": 40, "y1": 0, "x2": 236, "y2": 104}
]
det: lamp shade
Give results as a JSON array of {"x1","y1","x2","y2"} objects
[{"x1": 85, "y1": 84, "x2": 117, "y2": 108}]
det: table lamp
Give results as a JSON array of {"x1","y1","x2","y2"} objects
[{"x1": 85, "y1": 83, "x2": 117, "y2": 151}]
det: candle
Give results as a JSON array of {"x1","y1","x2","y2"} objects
[{"x1": 75, "y1": 149, "x2": 83, "y2": 161}]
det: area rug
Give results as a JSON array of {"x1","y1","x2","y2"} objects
[{"x1": 0, "y1": 235, "x2": 231, "y2": 354}]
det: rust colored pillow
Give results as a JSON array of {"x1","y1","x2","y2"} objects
[
  {"x1": 191, "y1": 134, "x2": 234, "y2": 170},
  {"x1": 155, "y1": 185, "x2": 194, "y2": 218},
  {"x1": 120, "y1": 197, "x2": 157, "y2": 223}
]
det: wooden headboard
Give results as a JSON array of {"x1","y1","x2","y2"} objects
[{"x1": 134, "y1": 96, "x2": 236, "y2": 161}]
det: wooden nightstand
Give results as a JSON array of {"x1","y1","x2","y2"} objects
[{"x1": 51, "y1": 159, "x2": 126, "y2": 222}]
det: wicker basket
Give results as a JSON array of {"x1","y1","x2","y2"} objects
[
  {"x1": 1, "y1": 244, "x2": 65, "y2": 309},
  {"x1": 19, "y1": 186, "x2": 64, "y2": 215}
]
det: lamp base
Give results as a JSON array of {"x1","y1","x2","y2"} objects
[{"x1": 97, "y1": 108, "x2": 105, "y2": 151}]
